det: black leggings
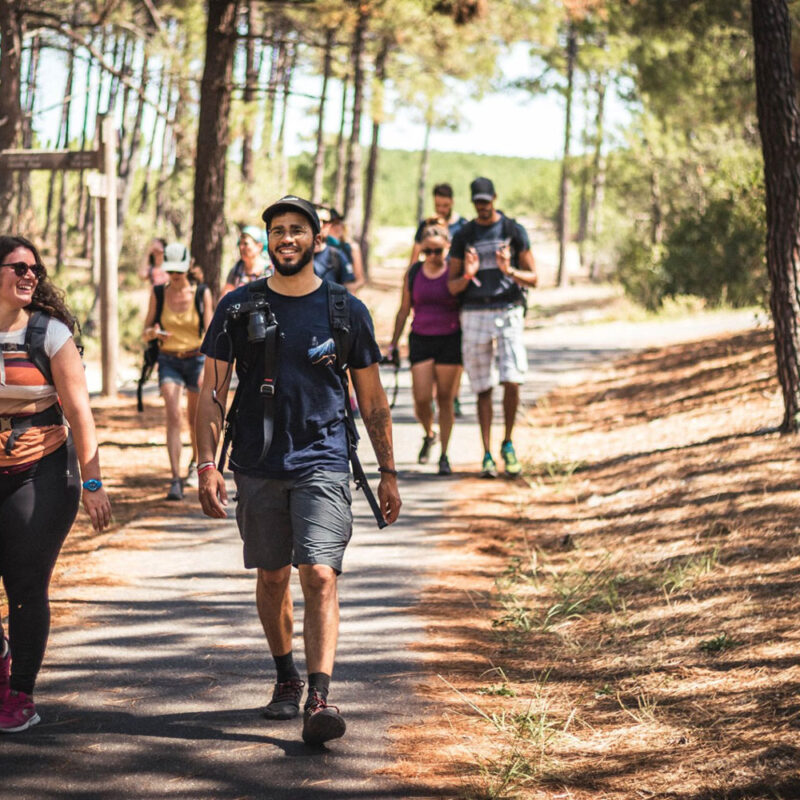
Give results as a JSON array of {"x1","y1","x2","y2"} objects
[{"x1": 0, "y1": 439, "x2": 80, "y2": 695}]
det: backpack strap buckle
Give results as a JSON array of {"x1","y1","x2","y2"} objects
[{"x1": 260, "y1": 379, "x2": 275, "y2": 396}]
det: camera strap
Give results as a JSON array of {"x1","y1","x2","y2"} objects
[{"x1": 257, "y1": 309, "x2": 279, "y2": 464}]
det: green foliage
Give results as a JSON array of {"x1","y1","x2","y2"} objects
[
  {"x1": 698, "y1": 632, "x2": 739, "y2": 653},
  {"x1": 661, "y1": 191, "x2": 767, "y2": 308},
  {"x1": 616, "y1": 237, "x2": 668, "y2": 311},
  {"x1": 289, "y1": 147, "x2": 560, "y2": 226}
]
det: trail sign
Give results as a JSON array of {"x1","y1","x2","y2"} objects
[{"x1": 0, "y1": 150, "x2": 101, "y2": 171}]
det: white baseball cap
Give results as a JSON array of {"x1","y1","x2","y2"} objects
[{"x1": 162, "y1": 243, "x2": 190, "y2": 273}]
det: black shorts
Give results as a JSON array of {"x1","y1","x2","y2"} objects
[{"x1": 408, "y1": 330, "x2": 462, "y2": 366}]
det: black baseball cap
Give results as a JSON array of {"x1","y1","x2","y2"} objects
[
  {"x1": 261, "y1": 195, "x2": 321, "y2": 235},
  {"x1": 470, "y1": 177, "x2": 495, "y2": 202}
]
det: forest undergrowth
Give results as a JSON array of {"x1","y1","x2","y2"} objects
[{"x1": 384, "y1": 326, "x2": 800, "y2": 799}]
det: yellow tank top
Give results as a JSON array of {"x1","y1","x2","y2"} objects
[{"x1": 160, "y1": 290, "x2": 202, "y2": 353}]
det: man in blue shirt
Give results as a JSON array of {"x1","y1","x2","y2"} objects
[
  {"x1": 313, "y1": 205, "x2": 358, "y2": 289},
  {"x1": 448, "y1": 177, "x2": 538, "y2": 478},
  {"x1": 409, "y1": 182, "x2": 468, "y2": 265},
  {"x1": 195, "y1": 195, "x2": 401, "y2": 746}
]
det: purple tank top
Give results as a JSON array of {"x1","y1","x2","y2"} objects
[{"x1": 410, "y1": 265, "x2": 461, "y2": 336}]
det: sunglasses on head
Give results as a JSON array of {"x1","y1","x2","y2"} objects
[
  {"x1": 1, "y1": 261, "x2": 46, "y2": 280},
  {"x1": 422, "y1": 247, "x2": 444, "y2": 256}
]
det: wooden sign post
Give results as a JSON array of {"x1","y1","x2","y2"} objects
[{"x1": 0, "y1": 114, "x2": 119, "y2": 396}]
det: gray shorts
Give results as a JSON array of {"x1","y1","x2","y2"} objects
[{"x1": 233, "y1": 470, "x2": 353, "y2": 574}]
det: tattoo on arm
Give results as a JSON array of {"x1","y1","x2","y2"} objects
[{"x1": 362, "y1": 405, "x2": 393, "y2": 466}]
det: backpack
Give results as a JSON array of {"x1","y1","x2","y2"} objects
[
  {"x1": 218, "y1": 280, "x2": 387, "y2": 529},
  {"x1": 0, "y1": 310, "x2": 55, "y2": 384},
  {"x1": 459, "y1": 213, "x2": 528, "y2": 309},
  {"x1": 407, "y1": 261, "x2": 423, "y2": 307},
  {"x1": 136, "y1": 282, "x2": 207, "y2": 411}
]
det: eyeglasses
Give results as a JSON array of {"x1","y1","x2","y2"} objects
[
  {"x1": 422, "y1": 248, "x2": 444, "y2": 256},
  {"x1": 1, "y1": 262, "x2": 46, "y2": 280},
  {"x1": 268, "y1": 226, "x2": 312, "y2": 240}
]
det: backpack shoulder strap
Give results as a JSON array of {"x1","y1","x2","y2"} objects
[
  {"x1": 407, "y1": 261, "x2": 423, "y2": 307},
  {"x1": 194, "y1": 283, "x2": 207, "y2": 336},
  {"x1": 25, "y1": 311, "x2": 53, "y2": 384},
  {"x1": 327, "y1": 282, "x2": 352, "y2": 373},
  {"x1": 153, "y1": 284, "x2": 165, "y2": 328}
]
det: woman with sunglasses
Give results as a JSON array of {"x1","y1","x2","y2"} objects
[
  {"x1": 142, "y1": 243, "x2": 213, "y2": 500},
  {"x1": 387, "y1": 224, "x2": 462, "y2": 475},
  {"x1": 0, "y1": 235, "x2": 111, "y2": 732}
]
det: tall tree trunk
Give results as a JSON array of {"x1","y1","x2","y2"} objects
[
  {"x1": 344, "y1": 6, "x2": 368, "y2": 237},
  {"x1": 55, "y1": 42, "x2": 76, "y2": 271},
  {"x1": 752, "y1": 0, "x2": 800, "y2": 432},
  {"x1": 0, "y1": 0, "x2": 24, "y2": 231},
  {"x1": 588, "y1": 75, "x2": 607, "y2": 281},
  {"x1": 155, "y1": 69, "x2": 176, "y2": 227},
  {"x1": 240, "y1": 0, "x2": 258, "y2": 182},
  {"x1": 191, "y1": 0, "x2": 238, "y2": 295},
  {"x1": 276, "y1": 40, "x2": 296, "y2": 193},
  {"x1": 103, "y1": 33, "x2": 121, "y2": 113},
  {"x1": 45, "y1": 44, "x2": 76, "y2": 242},
  {"x1": 17, "y1": 31, "x2": 39, "y2": 223},
  {"x1": 118, "y1": 51, "x2": 148, "y2": 232},
  {"x1": 416, "y1": 117, "x2": 432, "y2": 223},
  {"x1": 76, "y1": 31, "x2": 96, "y2": 235},
  {"x1": 263, "y1": 24, "x2": 285, "y2": 163},
  {"x1": 139, "y1": 62, "x2": 165, "y2": 213},
  {"x1": 333, "y1": 72, "x2": 349, "y2": 212},
  {"x1": 361, "y1": 38, "x2": 389, "y2": 277},
  {"x1": 311, "y1": 27, "x2": 334, "y2": 205},
  {"x1": 650, "y1": 162, "x2": 663, "y2": 245},
  {"x1": 556, "y1": 22, "x2": 577, "y2": 288}
]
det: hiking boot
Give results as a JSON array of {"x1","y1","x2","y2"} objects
[
  {"x1": 418, "y1": 431, "x2": 438, "y2": 464},
  {"x1": 501, "y1": 441, "x2": 522, "y2": 477},
  {"x1": 262, "y1": 678, "x2": 304, "y2": 720},
  {"x1": 302, "y1": 690, "x2": 346, "y2": 745},
  {"x1": 184, "y1": 460, "x2": 198, "y2": 489},
  {"x1": 166, "y1": 478, "x2": 183, "y2": 501},
  {"x1": 438, "y1": 454, "x2": 452, "y2": 476},
  {"x1": 480, "y1": 452, "x2": 497, "y2": 479},
  {"x1": 0, "y1": 638, "x2": 9, "y2": 702},
  {"x1": 453, "y1": 397, "x2": 463, "y2": 418},
  {"x1": 0, "y1": 690, "x2": 40, "y2": 733}
]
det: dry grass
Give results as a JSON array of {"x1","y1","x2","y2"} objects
[{"x1": 385, "y1": 327, "x2": 800, "y2": 799}]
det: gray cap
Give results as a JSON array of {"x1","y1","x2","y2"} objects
[{"x1": 261, "y1": 195, "x2": 320, "y2": 235}]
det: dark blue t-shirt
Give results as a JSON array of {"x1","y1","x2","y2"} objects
[
  {"x1": 449, "y1": 213, "x2": 531, "y2": 309},
  {"x1": 314, "y1": 245, "x2": 355, "y2": 284},
  {"x1": 201, "y1": 280, "x2": 380, "y2": 477}
]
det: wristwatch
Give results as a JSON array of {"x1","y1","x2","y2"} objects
[{"x1": 82, "y1": 479, "x2": 103, "y2": 492}]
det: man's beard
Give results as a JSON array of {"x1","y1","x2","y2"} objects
[{"x1": 269, "y1": 243, "x2": 314, "y2": 276}]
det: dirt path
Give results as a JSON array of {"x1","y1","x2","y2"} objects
[{"x1": 0, "y1": 264, "x2": 762, "y2": 799}]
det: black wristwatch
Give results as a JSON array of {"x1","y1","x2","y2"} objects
[{"x1": 82, "y1": 479, "x2": 103, "y2": 492}]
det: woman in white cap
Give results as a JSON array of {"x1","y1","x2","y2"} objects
[
  {"x1": 221, "y1": 225, "x2": 271, "y2": 297},
  {"x1": 142, "y1": 243, "x2": 213, "y2": 500}
]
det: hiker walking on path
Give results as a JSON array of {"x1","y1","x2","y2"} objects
[
  {"x1": 195, "y1": 195, "x2": 401, "y2": 746},
  {"x1": 447, "y1": 177, "x2": 538, "y2": 478},
  {"x1": 221, "y1": 225, "x2": 272, "y2": 298},
  {"x1": 142, "y1": 243, "x2": 213, "y2": 500},
  {"x1": 388, "y1": 222, "x2": 462, "y2": 475},
  {"x1": 0, "y1": 235, "x2": 111, "y2": 733},
  {"x1": 409, "y1": 182, "x2": 468, "y2": 266}
]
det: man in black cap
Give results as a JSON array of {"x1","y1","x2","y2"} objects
[
  {"x1": 447, "y1": 177, "x2": 537, "y2": 478},
  {"x1": 195, "y1": 195, "x2": 401, "y2": 745}
]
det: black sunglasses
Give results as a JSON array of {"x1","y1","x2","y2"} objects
[
  {"x1": 1, "y1": 261, "x2": 46, "y2": 280},
  {"x1": 422, "y1": 248, "x2": 444, "y2": 256}
]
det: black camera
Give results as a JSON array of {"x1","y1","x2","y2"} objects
[{"x1": 226, "y1": 295, "x2": 275, "y2": 343}]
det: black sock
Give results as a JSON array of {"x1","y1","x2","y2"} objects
[
  {"x1": 307, "y1": 672, "x2": 331, "y2": 703},
  {"x1": 273, "y1": 651, "x2": 300, "y2": 683}
]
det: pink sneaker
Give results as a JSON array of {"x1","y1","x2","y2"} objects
[
  {"x1": 0, "y1": 638, "x2": 9, "y2": 701},
  {"x1": 0, "y1": 690, "x2": 40, "y2": 733}
]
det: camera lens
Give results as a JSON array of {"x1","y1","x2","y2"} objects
[{"x1": 247, "y1": 310, "x2": 267, "y2": 343}]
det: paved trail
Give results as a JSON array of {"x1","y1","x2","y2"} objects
[{"x1": 0, "y1": 307, "x2": 757, "y2": 800}]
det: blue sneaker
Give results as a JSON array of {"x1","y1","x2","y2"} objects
[
  {"x1": 501, "y1": 441, "x2": 522, "y2": 476},
  {"x1": 481, "y1": 452, "x2": 497, "y2": 478}
]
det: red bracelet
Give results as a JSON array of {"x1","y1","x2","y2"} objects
[{"x1": 197, "y1": 462, "x2": 217, "y2": 474}]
